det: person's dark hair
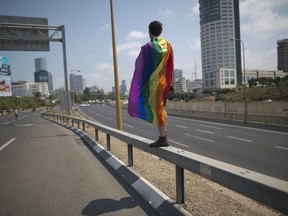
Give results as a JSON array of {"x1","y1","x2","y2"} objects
[{"x1": 149, "y1": 21, "x2": 163, "y2": 36}]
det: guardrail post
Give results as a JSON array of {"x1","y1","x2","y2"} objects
[
  {"x1": 82, "y1": 122, "x2": 85, "y2": 132},
  {"x1": 72, "y1": 119, "x2": 74, "y2": 127},
  {"x1": 127, "y1": 144, "x2": 133, "y2": 167},
  {"x1": 176, "y1": 165, "x2": 184, "y2": 204},
  {"x1": 106, "y1": 134, "x2": 111, "y2": 150},
  {"x1": 77, "y1": 120, "x2": 80, "y2": 129},
  {"x1": 95, "y1": 128, "x2": 99, "y2": 141}
]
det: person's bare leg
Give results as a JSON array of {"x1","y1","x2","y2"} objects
[
  {"x1": 149, "y1": 109, "x2": 169, "y2": 147},
  {"x1": 158, "y1": 125, "x2": 166, "y2": 137},
  {"x1": 159, "y1": 109, "x2": 167, "y2": 136}
]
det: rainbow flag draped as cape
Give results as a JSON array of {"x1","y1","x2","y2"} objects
[{"x1": 128, "y1": 37, "x2": 174, "y2": 126}]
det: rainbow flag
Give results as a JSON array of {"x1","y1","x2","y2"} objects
[{"x1": 128, "y1": 37, "x2": 174, "y2": 126}]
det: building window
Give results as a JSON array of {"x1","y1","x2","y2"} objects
[{"x1": 225, "y1": 78, "x2": 229, "y2": 85}]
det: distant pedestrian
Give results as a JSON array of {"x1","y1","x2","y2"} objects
[
  {"x1": 128, "y1": 21, "x2": 174, "y2": 147},
  {"x1": 14, "y1": 109, "x2": 18, "y2": 120}
]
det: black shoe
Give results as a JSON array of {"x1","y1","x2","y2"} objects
[{"x1": 149, "y1": 136, "x2": 169, "y2": 147}]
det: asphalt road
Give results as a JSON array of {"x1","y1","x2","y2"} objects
[
  {"x1": 79, "y1": 104, "x2": 288, "y2": 181},
  {"x1": 0, "y1": 111, "x2": 158, "y2": 216}
]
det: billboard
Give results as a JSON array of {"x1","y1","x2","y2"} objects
[
  {"x1": 0, "y1": 56, "x2": 12, "y2": 97},
  {"x1": 0, "y1": 15, "x2": 50, "y2": 51}
]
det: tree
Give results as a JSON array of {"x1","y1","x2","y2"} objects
[
  {"x1": 33, "y1": 91, "x2": 41, "y2": 98},
  {"x1": 82, "y1": 87, "x2": 91, "y2": 101}
]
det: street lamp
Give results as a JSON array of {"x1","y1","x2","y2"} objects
[
  {"x1": 230, "y1": 37, "x2": 248, "y2": 124},
  {"x1": 70, "y1": 69, "x2": 81, "y2": 111},
  {"x1": 110, "y1": 0, "x2": 123, "y2": 130}
]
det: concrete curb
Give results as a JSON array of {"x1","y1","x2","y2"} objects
[{"x1": 51, "y1": 119, "x2": 191, "y2": 216}]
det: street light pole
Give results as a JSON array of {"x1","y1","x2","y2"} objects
[
  {"x1": 231, "y1": 37, "x2": 248, "y2": 124},
  {"x1": 110, "y1": 0, "x2": 123, "y2": 130},
  {"x1": 70, "y1": 69, "x2": 81, "y2": 111}
]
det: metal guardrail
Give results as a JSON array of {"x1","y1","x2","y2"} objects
[{"x1": 42, "y1": 112, "x2": 288, "y2": 214}]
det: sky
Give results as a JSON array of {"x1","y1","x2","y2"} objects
[{"x1": 0, "y1": 0, "x2": 288, "y2": 92}]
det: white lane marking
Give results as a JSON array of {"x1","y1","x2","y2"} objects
[
  {"x1": 170, "y1": 139, "x2": 188, "y2": 148},
  {"x1": 196, "y1": 129, "x2": 214, "y2": 134},
  {"x1": 200, "y1": 124, "x2": 222, "y2": 130},
  {"x1": 141, "y1": 122, "x2": 153, "y2": 127},
  {"x1": 275, "y1": 146, "x2": 288, "y2": 151},
  {"x1": 123, "y1": 123, "x2": 133, "y2": 128},
  {"x1": 0, "y1": 138, "x2": 16, "y2": 152},
  {"x1": 105, "y1": 117, "x2": 112, "y2": 120},
  {"x1": 175, "y1": 125, "x2": 188, "y2": 129},
  {"x1": 16, "y1": 124, "x2": 35, "y2": 127},
  {"x1": 185, "y1": 133, "x2": 215, "y2": 143},
  {"x1": 3, "y1": 122, "x2": 10, "y2": 125},
  {"x1": 227, "y1": 136, "x2": 253, "y2": 142},
  {"x1": 171, "y1": 116, "x2": 288, "y2": 135}
]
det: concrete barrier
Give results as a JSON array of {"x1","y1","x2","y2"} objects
[{"x1": 165, "y1": 101, "x2": 288, "y2": 125}]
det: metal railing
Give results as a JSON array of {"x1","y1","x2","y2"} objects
[{"x1": 41, "y1": 112, "x2": 288, "y2": 214}]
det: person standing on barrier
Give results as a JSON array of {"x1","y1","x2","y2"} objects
[{"x1": 128, "y1": 21, "x2": 174, "y2": 147}]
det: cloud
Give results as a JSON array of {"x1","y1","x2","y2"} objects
[
  {"x1": 116, "y1": 41, "x2": 142, "y2": 57},
  {"x1": 88, "y1": 63, "x2": 115, "y2": 92},
  {"x1": 240, "y1": 0, "x2": 287, "y2": 16},
  {"x1": 116, "y1": 31, "x2": 146, "y2": 58},
  {"x1": 99, "y1": 23, "x2": 111, "y2": 32},
  {"x1": 158, "y1": 8, "x2": 172, "y2": 17},
  {"x1": 192, "y1": 3, "x2": 199, "y2": 16},
  {"x1": 240, "y1": 0, "x2": 288, "y2": 39},
  {"x1": 245, "y1": 49, "x2": 277, "y2": 70},
  {"x1": 125, "y1": 31, "x2": 147, "y2": 41},
  {"x1": 95, "y1": 62, "x2": 114, "y2": 71},
  {"x1": 83, "y1": 53, "x2": 97, "y2": 62},
  {"x1": 190, "y1": 38, "x2": 201, "y2": 50}
]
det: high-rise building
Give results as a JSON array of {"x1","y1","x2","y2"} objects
[
  {"x1": 34, "y1": 71, "x2": 53, "y2": 92},
  {"x1": 34, "y1": 57, "x2": 53, "y2": 92},
  {"x1": 120, "y1": 80, "x2": 127, "y2": 95},
  {"x1": 35, "y1": 57, "x2": 47, "y2": 71},
  {"x1": 199, "y1": 0, "x2": 241, "y2": 89},
  {"x1": 173, "y1": 69, "x2": 186, "y2": 93},
  {"x1": 173, "y1": 69, "x2": 183, "y2": 84},
  {"x1": 70, "y1": 74, "x2": 84, "y2": 93},
  {"x1": 175, "y1": 78, "x2": 187, "y2": 93},
  {"x1": 277, "y1": 39, "x2": 288, "y2": 72}
]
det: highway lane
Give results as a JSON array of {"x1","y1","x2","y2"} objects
[
  {"x1": 79, "y1": 104, "x2": 288, "y2": 181},
  {"x1": 0, "y1": 112, "x2": 158, "y2": 216}
]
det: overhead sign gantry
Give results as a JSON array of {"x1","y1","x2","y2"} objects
[{"x1": 0, "y1": 15, "x2": 71, "y2": 115}]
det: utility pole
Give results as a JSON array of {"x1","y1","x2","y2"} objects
[{"x1": 110, "y1": 0, "x2": 123, "y2": 130}]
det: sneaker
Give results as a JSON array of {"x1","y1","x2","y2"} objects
[{"x1": 149, "y1": 136, "x2": 169, "y2": 147}]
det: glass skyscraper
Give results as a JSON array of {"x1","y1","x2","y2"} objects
[
  {"x1": 199, "y1": 0, "x2": 241, "y2": 89},
  {"x1": 70, "y1": 74, "x2": 84, "y2": 93},
  {"x1": 34, "y1": 57, "x2": 53, "y2": 93},
  {"x1": 277, "y1": 39, "x2": 288, "y2": 72}
]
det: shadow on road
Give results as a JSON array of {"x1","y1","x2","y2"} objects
[{"x1": 81, "y1": 197, "x2": 138, "y2": 215}]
